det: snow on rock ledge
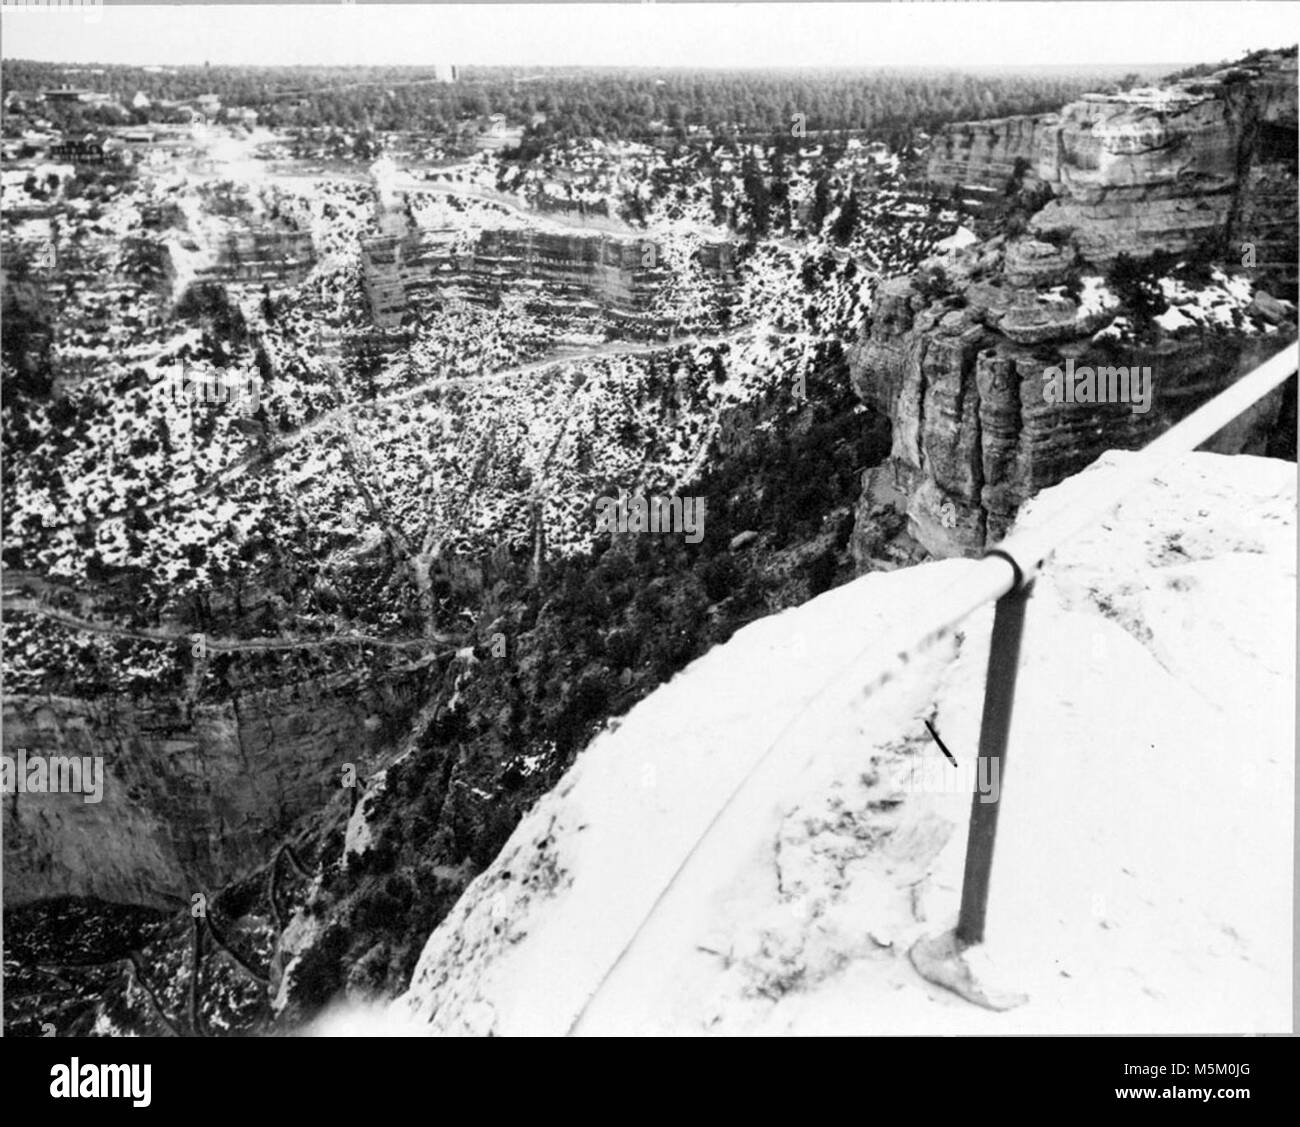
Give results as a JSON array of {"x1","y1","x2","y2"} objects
[{"x1": 393, "y1": 451, "x2": 1294, "y2": 1035}]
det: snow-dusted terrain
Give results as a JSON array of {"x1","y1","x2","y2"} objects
[{"x1": 366, "y1": 450, "x2": 1294, "y2": 1036}]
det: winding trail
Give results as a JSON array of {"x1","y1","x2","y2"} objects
[{"x1": 55, "y1": 325, "x2": 754, "y2": 537}]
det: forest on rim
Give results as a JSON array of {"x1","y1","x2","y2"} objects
[{"x1": 3, "y1": 60, "x2": 1168, "y2": 149}]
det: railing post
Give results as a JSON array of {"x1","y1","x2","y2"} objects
[{"x1": 955, "y1": 564, "x2": 1033, "y2": 949}]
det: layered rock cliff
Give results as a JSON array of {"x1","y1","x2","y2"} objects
[
  {"x1": 361, "y1": 226, "x2": 736, "y2": 334},
  {"x1": 199, "y1": 228, "x2": 316, "y2": 285},
  {"x1": 923, "y1": 113, "x2": 1055, "y2": 199},
  {"x1": 849, "y1": 243, "x2": 1294, "y2": 558},
  {"x1": 858, "y1": 53, "x2": 1298, "y2": 559},
  {"x1": 925, "y1": 51, "x2": 1298, "y2": 296}
]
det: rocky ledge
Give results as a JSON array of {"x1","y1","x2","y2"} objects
[{"x1": 848, "y1": 234, "x2": 1295, "y2": 558}]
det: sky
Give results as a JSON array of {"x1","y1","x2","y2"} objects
[{"x1": 1, "y1": 2, "x2": 1296, "y2": 70}]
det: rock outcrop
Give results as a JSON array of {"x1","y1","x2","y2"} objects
[
  {"x1": 848, "y1": 238, "x2": 1295, "y2": 558},
  {"x1": 864, "y1": 54, "x2": 1298, "y2": 558},
  {"x1": 923, "y1": 113, "x2": 1054, "y2": 198},
  {"x1": 361, "y1": 226, "x2": 736, "y2": 334},
  {"x1": 926, "y1": 51, "x2": 1298, "y2": 296},
  {"x1": 199, "y1": 228, "x2": 315, "y2": 284}
]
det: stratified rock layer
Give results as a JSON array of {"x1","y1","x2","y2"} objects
[
  {"x1": 361, "y1": 226, "x2": 736, "y2": 335},
  {"x1": 925, "y1": 52, "x2": 1298, "y2": 295},
  {"x1": 848, "y1": 244, "x2": 1294, "y2": 559},
  {"x1": 863, "y1": 55, "x2": 1299, "y2": 558},
  {"x1": 199, "y1": 228, "x2": 316, "y2": 284},
  {"x1": 924, "y1": 113, "x2": 1054, "y2": 197}
]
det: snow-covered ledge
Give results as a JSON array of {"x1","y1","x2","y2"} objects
[{"x1": 371, "y1": 451, "x2": 1293, "y2": 1036}]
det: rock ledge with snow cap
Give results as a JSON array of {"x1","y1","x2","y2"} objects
[{"x1": 391, "y1": 450, "x2": 1294, "y2": 1036}]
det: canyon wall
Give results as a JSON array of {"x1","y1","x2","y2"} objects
[
  {"x1": 923, "y1": 113, "x2": 1055, "y2": 198},
  {"x1": 858, "y1": 55, "x2": 1299, "y2": 559},
  {"x1": 849, "y1": 256, "x2": 1293, "y2": 559},
  {"x1": 925, "y1": 53, "x2": 1298, "y2": 295},
  {"x1": 360, "y1": 226, "x2": 736, "y2": 333},
  {"x1": 2, "y1": 671, "x2": 423, "y2": 908},
  {"x1": 198, "y1": 228, "x2": 316, "y2": 285}
]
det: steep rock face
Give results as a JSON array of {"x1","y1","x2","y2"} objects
[
  {"x1": 1030, "y1": 84, "x2": 1241, "y2": 269},
  {"x1": 2, "y1": 672, "x2": 421, "y2": 908},
  {"x1": 360, "y1": 227, "x2": 736, "y2": 333},
  {"x1": 1237, "y1": 160, "x2": 1299, "y2": 294},
  {"x1": 926, "y1": 54, "x2": 1298, "y2": 295},
  {"x1": 1032, "y1": 61, "x2": 1297, "y2": 293},
  {"x1": 924, "y1": 114, "x2": 1053, "y2": 196},
  {"x1": 869, "y1": 57, "x2": 1298, "y2": 559},
  {"x1": 1038, "y1": 90, "x2": 1240, "y2": 199},
  {"x1": 848, "y1": 241, "x2": 1295, "y2": 558}
]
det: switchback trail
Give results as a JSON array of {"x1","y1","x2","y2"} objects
[{"x1": 58, "y1": 325, "x2": 756, "y2": 536}]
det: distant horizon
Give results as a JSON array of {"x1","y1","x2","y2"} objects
[
  {"x1": 1, "y1": 3, "x2": 1294, "y2": 69},
  {"x1": 0, "y1": 59, "x2": 1201, "y2": 73}
]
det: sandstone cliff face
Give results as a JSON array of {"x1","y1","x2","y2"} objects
[
  {"x1": 923, "y1": 113, "x2": 1054, "y2": 196},
  {"x1": 3, "y1": 672, "x2": 421, "y2": 908},
  {"x1": 848, "y1": 241, "x2": 1295, "y2": 560},
  {"x1": 863, "y1": 57, "x2": 1299, "y2": 559},
  {"x1": 1031, "y1": 86, "x2": 1246, "y2": 268},
  {"x1": 1237, "y1": 159, "x2": 1299, "y2": 294},
  {"x1": 361, "y1": 226, "x2": 735, "y2": 332},
  {"x1": 926, "y1": 53, "x2": 1298, "y2": 295}
]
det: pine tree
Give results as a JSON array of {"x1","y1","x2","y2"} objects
[
  {"x1": 831, "y1": 188, "x2": 858, "y2": 246},
  {"x1": 741, "y1": 150, "x2": 770, "y2": 238},
  {"x1": 809, "y1": 174, "x2": 831, "y2": 235}
]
